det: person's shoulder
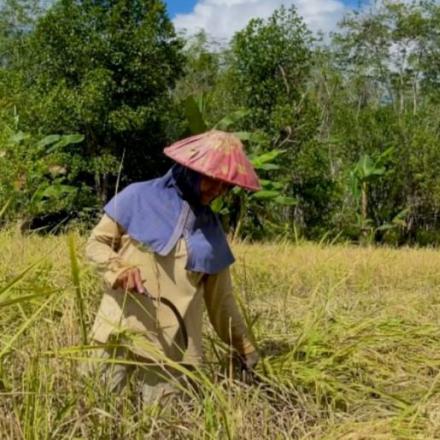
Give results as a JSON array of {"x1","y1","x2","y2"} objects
[
  {"x1": 117, "y1": 180, "x2": 154, "y2": 196},
  {"x1": 111, "y1": 175, "x2": 169, "y2": 203}
]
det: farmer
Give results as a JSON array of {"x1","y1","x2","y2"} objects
[{"x1": 85, "y1": 130, "x2": 261, "y2": 403}]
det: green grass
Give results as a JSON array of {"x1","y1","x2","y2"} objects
[{"x1": 0, "y1": 229, "x2": 439, "y2": 439}]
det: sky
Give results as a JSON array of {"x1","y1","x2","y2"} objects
[{"x1": 165, "y1": 0, "x2": 369, "y2": 41}]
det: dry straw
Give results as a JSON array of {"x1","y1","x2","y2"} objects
[{"x1": 0, "y1": 231, "x2": 439, "y2": 439}]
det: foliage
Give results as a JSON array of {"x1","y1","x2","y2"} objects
[
  {"x1": 174, "y1": 31, "x2": 221, "y2": 107},
  {"x1": 348, "y1": 147, "x2": 393, "y2": 241},
  {"x1": 326, "y1": 0, "x2": 440, "y2": 243},
  {"x1": 183, "y1": 95, "x2": 296, "y2": 238},
  {"x1": 0, "y1": 126, "x2": 96, "y2": 228},
  {"x1": 2, "y1": 0, "x2": 185, "y2": 201},
  {"x1": 229, "y1": 5, "x2": 312, "y2": 134},
  {"x1": 213, "y1": 144, "x2": 298, "y2": 240},
  {"x1": 1, "y1": 0, "x2": 440, "y2": 243},
  {"x1": 228, "y1": 7, "x2": 338, "y2": 240}
]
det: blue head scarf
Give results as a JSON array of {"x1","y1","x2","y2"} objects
[{"x1": 104, "y1": 165, "x2": 235, "y2": 274}]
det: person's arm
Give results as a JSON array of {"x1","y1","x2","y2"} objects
[
  {"x1": 203, "y1": 268, "x2": 259, "y2": 369},
  {"x1": 86, "y1": 214, "x2": 144, "y2": 293}
]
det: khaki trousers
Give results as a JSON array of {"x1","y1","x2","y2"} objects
[{"x1": 82, "y1": 344, "x2": 185, "y2": 405}]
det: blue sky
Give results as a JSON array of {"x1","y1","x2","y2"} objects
[
  {"x1": 167, "y1": 0, "x2": 370, "y2": 40},
  {"x1": 165, "y1": 0, "x2": 195, "y2": 17}
]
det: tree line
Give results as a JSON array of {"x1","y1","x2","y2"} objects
[{"x1": 1, "y1": 0, "x2": 440, "y2": 245}]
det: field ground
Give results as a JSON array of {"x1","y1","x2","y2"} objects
[{"x1": 1, "y1": 229, "x2": 440, "y2": 439}]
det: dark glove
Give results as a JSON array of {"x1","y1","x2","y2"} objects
[
  {"x1": 239, "y1": 351, "x2": 260, "y2": 372},
  {"x1": 235, "y1": 351, "x2": 260, "y2": 383}
]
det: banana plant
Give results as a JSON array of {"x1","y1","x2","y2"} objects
[{"x1": 349, "y1": 147, "x2": 395, "y2": 240}]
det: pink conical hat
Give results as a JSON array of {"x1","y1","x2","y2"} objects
[{"x1": 163, "y1": 130, "x2": 261, "y2": 191}]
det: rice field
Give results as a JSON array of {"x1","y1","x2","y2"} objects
[{"x1": 1, "y1": 228, "x2": 440, "y2": 439}]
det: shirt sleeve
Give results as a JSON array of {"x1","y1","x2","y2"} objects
[
  {"x1": 203, "y1": 268, "x2": 256, "y2": 356},
  {"x1": 85, "y1": 214, "x2": 134, "y2": 288}
]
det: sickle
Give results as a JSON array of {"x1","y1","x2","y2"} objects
[{"x1": 143, "y1": 292, "x2": 189, "y2": 352}]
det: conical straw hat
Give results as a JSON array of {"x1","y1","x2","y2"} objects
[{"x1": 164, "y1": 130, "x2": 261, "y2": 191}]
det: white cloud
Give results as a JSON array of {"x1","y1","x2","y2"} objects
[{"x1": 173, "y1": 0, "x2": 349, "y2": 41}]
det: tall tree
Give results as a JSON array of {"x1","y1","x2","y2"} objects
[
  {"x1": 230, "y1": 5, "x2": 312, "y2": 136},
  {"x1": 228, "y1": 6, "x2": 337, "y2": 237},
  {"x1": 17, "y1": 0, "x2": 185, "y2": 200}
]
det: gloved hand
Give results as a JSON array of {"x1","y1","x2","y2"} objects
[
  {"x1": 239, "y1": 350, "x2": 260, "y2": 372},
  {"x1": 234, "y1": 350, "x2": 260, "y2": 383}
]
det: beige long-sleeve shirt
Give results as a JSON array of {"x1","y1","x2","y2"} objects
[{"x1": 86, "y1": 214, "x2": 255, "y2": 365}]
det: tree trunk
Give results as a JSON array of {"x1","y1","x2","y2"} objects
[
  {"x1": 95, "y1": 172, "x2": 109, "y2": 204},
  {"x1": 412, "y1": 77, "x2": 418, "y2": 115},
  {"x1": 361, "y1": 181, "x2": 369, "y2": 240},
  {"x1": 399, "y1": 75, "x2": 405, "y2": 114}
]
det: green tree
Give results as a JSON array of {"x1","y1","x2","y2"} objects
[
  {"x1": 333, "y1": 0, "x2": 440, "y2": 115},
  {"x1": 172, "y1": 31, "x2": 242, "y2": 133},
  {"x1": 174, "y1": 31, "x2": 220, "y2": 104},
  {"x1": 327, "y1": 0, "x2": 440, "y2": 244},
  {"x1": 0, "y1": 0, "x2": 43, "y2": 66},
  {"x1": 16, "y1": 0, "x2": 185, "y2": 200},
  {"x1": 0, "y1": 0, "x2": 45, "y2": 131},
  {"x1": 228, "y1": 6, "x2": 337, "y2": 239},
  {"x1": 230, "y1": 5, "x2": 312, "y2": 135}
]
